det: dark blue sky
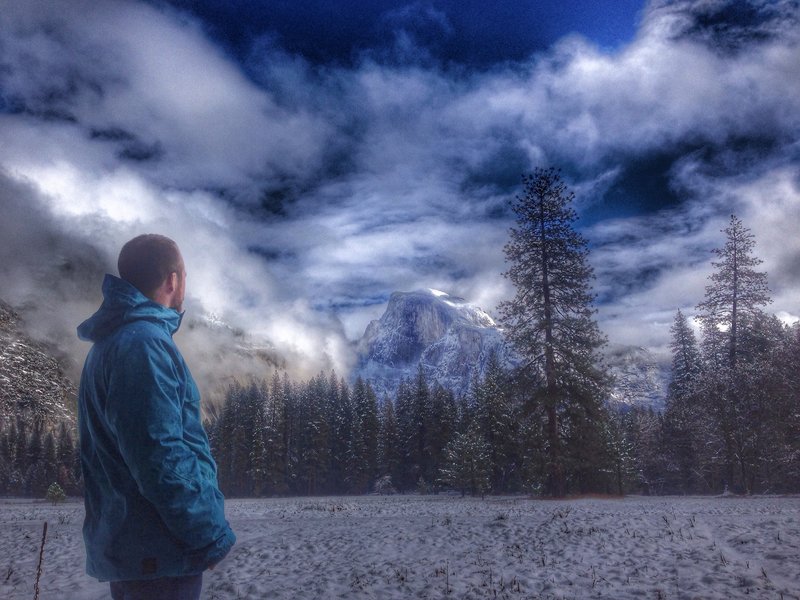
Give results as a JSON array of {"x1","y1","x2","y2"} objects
[
  {"x1": 159, "y1": 0, "x2": 644, "y2": 67},
  {"x1": 155, "y1": 0, "x2": 691, "y2": 225}
]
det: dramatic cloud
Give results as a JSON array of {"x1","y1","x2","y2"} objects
[{"x1": 1, "y1": 0, "x2": 798, "y2": 391}]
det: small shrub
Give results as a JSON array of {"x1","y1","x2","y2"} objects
[
  {"x1": 373, "y1": 474, "x2": 397, "y2": 495},
  {"x1": 46, "y1": 482, "x2": 66, "y2": 504}
]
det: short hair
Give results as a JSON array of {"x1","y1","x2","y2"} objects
[{"x1": 118, "y1": 234, "x2": 182, "y2": 297}]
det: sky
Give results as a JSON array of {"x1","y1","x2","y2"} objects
[{"x1": 1, "y1": 0, "x2": 799, "y2": 392}]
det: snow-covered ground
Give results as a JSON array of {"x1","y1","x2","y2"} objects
[{"x1": 2, "y1": 495, "x2": 799, "y2": 599}]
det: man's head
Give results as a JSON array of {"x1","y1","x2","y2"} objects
[{"x1": 118, "y1": 234, "x2": 186, "y2": 312}]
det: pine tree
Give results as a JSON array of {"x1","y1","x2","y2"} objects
[
  {"x1": 300, "y1": 374, "x2": 332, "y2": 494},
  {"x1": 13, "y1": 418, "x2": 26, "y2": 476},
  {"x1": 663, "y1": 310, "x2": 703, "y2": 492},
  {"x1": 23, "y1": 421, "x2": 45, "y2": 495},
  {"x1": 764, "y1": 323, "x2": 800, "y2": 491},
  {"x1": 328, "y1": 373, "x2": 351, "y2": 494},
  {"x1": 361, "y1": 381, "x2": 379, "y2": 488},
  {"x1": 727, "y1": 313, "x2": 785, "y2": 492},
  {"x1": 282, "y1": 374, "x2": 302, "y2": 494},
  {"x1": 55, "y1": 422, "x2": 76, "y2": 492},
  {"x1": 46, "y1": 481, "x2": 66, "y2": 504},
  {"x1": 28, "y1": 430, "x2": 59, "y2": 497},
  {"x1": 696, "y1": 215, "x2": 771, "y2": 492},
  {"x1": 498, "y1": 168, "x2": 608, "y2": 496},
  {"x1": 394, "y1": 378, "x2": 418, "y2": 491},
  {"x1": 424, "y1": 383, "x2": 457, "y2": 489},
  {"x1": 667, "y1": 310, "x2": 702, "y2": 400},
  {"x1": 697, "y1": 215, "x2": 771, "y2": 369},
  {"x1": 215, "y1": 382, "x2": 251, "y2": 495},
  {"x1": 605, "y1": 411, "x2": 635, "y2": 495},
  {"x1": 438, "y1": 425, "x2": 491, "y2": 497},
  {"x1": 622, "y1": 407, "x2": 667, "y2": 495},
  {"x1": 377, "y1": 395, "x2": 401, "y2": 489},
  {"x1": 472, "y1": 352, "x2": 519, "y2": 492},
  {"x1": 412, "y1": 365, "x2": 431, "y2": 491},
  {"x1": 347, "y1": 377, "x2": 377, "y2": 493},
  {"x1": 247, "y1": 381, "x2": 270, "y2": 496},
  {"x1": 265, "y1": 371, "x2": 289, "y2": 495}
]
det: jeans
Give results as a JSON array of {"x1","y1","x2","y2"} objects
[{"x1": 109, "y1": 573, "x2": 203, "y2": 600}]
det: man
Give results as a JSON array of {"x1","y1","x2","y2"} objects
[{"x1": 77, "y1": 234, "x2": 235, "y2": 600}]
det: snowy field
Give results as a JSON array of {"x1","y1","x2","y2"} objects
[{"x1": 1, "y1": 495, "x2": 799, "y2": 600}]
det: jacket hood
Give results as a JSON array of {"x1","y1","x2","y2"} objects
[{"x1": 78, "y1": 274, "x2": 183, "y2": 342}]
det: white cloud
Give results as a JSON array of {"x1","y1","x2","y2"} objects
[{"x1": 0, "y1": 0, "x2": 798, "y2": 386}]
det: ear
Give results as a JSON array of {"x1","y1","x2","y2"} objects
[{"x1": 166, "y1": 271, "x2": 179, "y2": 293}]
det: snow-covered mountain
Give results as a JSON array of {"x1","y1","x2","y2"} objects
[
  {"x1": 0, "y1": 299, "x2": 75, "y2": 427},
  {"x1": 605, "y1": 345, "x2": 669, "y2": 412},
  {"x1": 355, "y1": 289, "x2": 515, "y2": 397},
  {"x1": 354, "y1": 289, "x2": 670, "y2": 409}
]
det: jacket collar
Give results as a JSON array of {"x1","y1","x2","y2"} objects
[{"x1": 78, "y1": 274, "x2": 183, "y2": 342}]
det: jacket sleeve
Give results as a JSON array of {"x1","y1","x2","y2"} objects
[{"x1": 105, "y1": 332, "x2": 235, "y2": 568}]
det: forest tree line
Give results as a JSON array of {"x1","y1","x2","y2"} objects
[
  {"x1": 207, "y1": 309, "x2": 800, "y2": 499},
  {"x1": 208, "y1": 357, "x2": 622, "y2": 498},
  {"x1": 0, "y1": 419, "x2": 81, "y2": 497}
]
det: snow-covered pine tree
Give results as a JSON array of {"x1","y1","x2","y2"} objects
[
  {"x1": 472, "y1": 352, "x2": 519, "y2": 492},
  {"x1": 394, "y1": 377, "x2": 419, "y2": 491},
  {"x1": 265, "y1": 371, "x2": 289, "y2": 495},
  {"x1": 620, "y1": 407, "x2": 666, "y2": 495},
  {"x1": 328, "y1": 373, "x2": 351, "y2": 494},
  {"x1": 347, "y1": 377, "x2": 378, "y2": 493},
  {"x1": 761, "y1": 323, "x2": 800, "y2": 491},
  {"x1": 412, "y1": 365, "x2": 431, "y2": 491},
  {"x1": 438, "y1": 425, "x2": 491, "y2": 496},
  {"x1": 726, "y1": 313, "x2": 786, "y2": 492},
  {"x1": 697, "y1": 215, "x2": 771, "y2": 369},
  {"x1": 663, "y1": 310, "x2": 704, "y2": 492},
  {"x1": 667, "y1": 310, "x2": 702, "y2": 400},
  {"x1": 280, "y1": 372, "x2": 301, "y2": 493},
  {"x1": 301, "y1": 373, "x2": 333, "y2": 495},
  {"x1": 214, "y1": 382, "x2": 250, "y2": 495},
  {"x1": 696, "y1": 215, "x2": 771, "y2": 492},
  {"x1": 247, "y1": 381, "x2": 270, "y2": 496},
  {"x1": 362, "y1": 380, "x2": 379, "y2": 488},
  {"x1": 498, "y1": 168, "x2": 609, "y2": 496},
  {"x1": 377, "y1": 393, "x2": 401, "y2": 489},
  {"x1": 423, "y1": 383, "x2": 457, "y2": 489}
]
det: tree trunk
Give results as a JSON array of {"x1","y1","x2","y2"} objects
[{"x1": 540, "y1": 201, "x2": 564, "y2": 497}]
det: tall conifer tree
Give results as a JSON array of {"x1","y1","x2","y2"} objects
[
  {"x1": 377, "y1": 395, "x2": 401, "y2": 487},
  {"x1": 498, "y1": 168, "x2": 608, "y2": 496},
  {"x1": 696, "y1": 215, "x2": 771, "y2": 491},
  {"x1": 697, "y1": 215, "x2": 770, "y2": 369},
  {"x1": 663, "y1": 310, "x2": 703, "y2": 492}
]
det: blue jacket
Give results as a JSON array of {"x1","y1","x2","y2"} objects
[{"x1": 77, "y1": 275, "x2": 235, "y2": 581}]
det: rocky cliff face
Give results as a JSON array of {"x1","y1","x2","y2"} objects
[
  {"x1": 605, "y1": 345, "x2": 669, "y2": 412},
  {"x1": 355, "y1": 289, "x2": 515, "y2": 397},
  {"x1": 0, "y1": 299, "x2": 75, "y2": 428}
]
